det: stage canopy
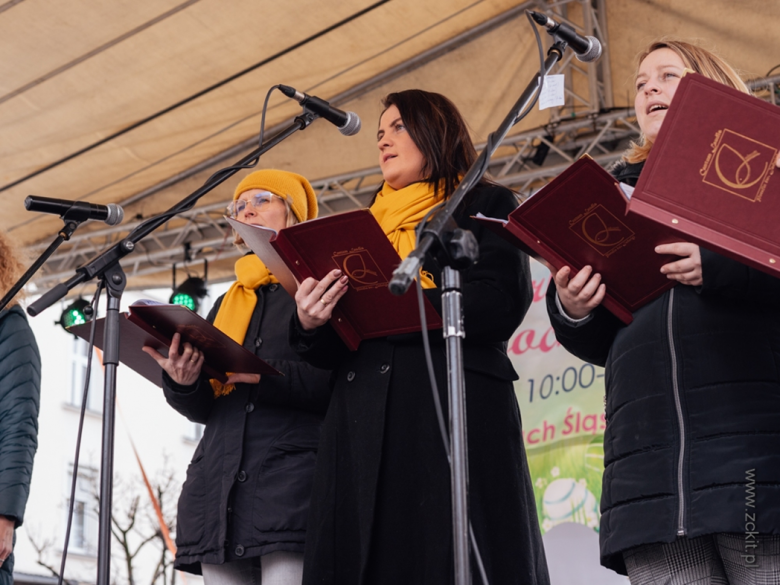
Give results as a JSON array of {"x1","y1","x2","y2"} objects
[{"x1": 1, "y1": 0, "x2": 778, "y2": 291}]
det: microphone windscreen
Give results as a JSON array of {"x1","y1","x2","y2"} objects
[
  {"x1": 576, "y1": 37, "x2": 602, "y2": 63},
  {"x1": 339, "y1": 112, "x2": 362, "y2": 137},
  {"x1": 105, "y1": 203, "x2": 124, "y2": 226}
]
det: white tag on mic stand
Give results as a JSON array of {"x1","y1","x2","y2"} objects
[{"x1": 539, "y1": 74, "x2": 565, "y2": 110}]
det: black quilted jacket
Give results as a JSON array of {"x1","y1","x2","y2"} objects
[
  {"x1": 547, "y1": 161, "x2": 780, "y2": 574},
  {"x1": 0, "y1": 305, "x2": 41, "y2": 585}
]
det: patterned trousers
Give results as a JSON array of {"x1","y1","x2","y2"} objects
[{"x1": 624, "y1": 533, "x2": 780, "y2": 585}]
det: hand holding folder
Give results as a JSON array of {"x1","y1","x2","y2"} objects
[
  {"x1": 228, "y1": 210, "x2": 442, "y2": 350},
  {"x1": 68, "y1": 301, "x2": 280, "y2": 387},
  {"x1": 628, "y1": 72, "x2": 780, "y2": 278},
  {"x1": 474, "y1": 156, "x2": 682, "y2": 324}
]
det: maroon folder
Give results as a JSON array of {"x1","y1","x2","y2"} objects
[
  {"x1": 68, "y1": 303, "x2": 280, "y2": 387},
  {"x1": 629, "y1": 73, "x2": 780, "y2": 276},
  {"x1": 229, "y1": 210, "x2": 442, "y2": 350},
  {"x1": 475, "y1": 156, "x2": 682, "y2": 323}
]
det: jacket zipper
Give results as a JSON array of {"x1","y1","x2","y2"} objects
[{"x1": 667, "y1": 288, "x2": 686, "y2": 536}]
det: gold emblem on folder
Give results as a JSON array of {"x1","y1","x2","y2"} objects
[
  {"x1": 333, "y1": 248, "x2": 388, "y2": 290},
  {"x1": 569, "y1": 204, "x2": 636, "y2": 258},
  {"x1": 700, "y1": 129, "x2": 777, "y2": 202}
]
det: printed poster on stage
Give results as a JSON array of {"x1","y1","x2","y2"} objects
[{"x1": 508, "y1": 259, "x2": 607, "y2": 534}]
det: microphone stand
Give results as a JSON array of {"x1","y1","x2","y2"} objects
[
  {"x1": 26, "y1": 110, "x2": 320, "y2": 585},
  {"x1": 0, "y1": 218, "x2": 82, "y2": 313},
  {"x1": 390, "y1": 40, "x2": 569, "y2": 585}
]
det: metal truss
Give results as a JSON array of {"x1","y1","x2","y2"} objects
[
  {"x1": 25, "y1": 0, "x2": 779, "y2": 290},
  {"x1": 27, "y1": 108, "x2": 638, "y2": 290},
  {"x1": 542, "y1": 0, "x2": 613, "y2": 115}
]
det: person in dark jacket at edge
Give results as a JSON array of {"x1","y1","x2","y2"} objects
[
  {"x1": 143, "y1": 170, "x2": 331, "y2": 585},
  {"x1": 290, "y1": 90, "x2": 549, "y2": 585},
  {"x1": 0, "y1": 232, "x2": 42, "y2": 585},
  {"x1": 547, "y1": 39, "x2": 780, "y2": 585}
]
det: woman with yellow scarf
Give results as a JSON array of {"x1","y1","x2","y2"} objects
[
  {"x1": 143, "y1": 170, "x2": 331, "y2": 585},
  {"x1": 291, "y1": 90, "x2": 549, "y2": 585}
]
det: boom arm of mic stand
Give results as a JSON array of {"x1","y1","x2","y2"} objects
[
  {"x1": 27, "y1": 112, "x2": 319, "y2": 317},
  {"x1": 388, "y1": 44, "x2": 565, "y2": 296}
]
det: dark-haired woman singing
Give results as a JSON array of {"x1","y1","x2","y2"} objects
[{"x1": 291, "y1": 89, "x2": 549, "y2": 585}]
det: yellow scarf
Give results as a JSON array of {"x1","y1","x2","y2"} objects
[
  {"x1": 370, "y1": 181, "x2": 443, "y2": 288},
  {"x1": 209, "y1": 254, "x2": 278, "y2": 397}
]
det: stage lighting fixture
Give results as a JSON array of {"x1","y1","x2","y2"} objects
[
  {"x1": 170, "y1": 277, "x2": 208, "y2": 312},
  {"x1": 59, "y1": 298, "x2": 93, "y2": 331},
  {"x1": 531, "y1": 135, "x2": 554, "y2": 166}
]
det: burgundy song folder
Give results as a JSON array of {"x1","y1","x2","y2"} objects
[
  {"x1": 629, "y1": 72, "x2": 780, "y2": 276},
  {"x1": 229, "y1": 210, "x2": 442, "y2": 350},
  {"x1": 475, "y1": 156, "x2": 682, "y2": 323},
  {"x1": 69, "y1": 302, "x2": 281, "y2": 387}
]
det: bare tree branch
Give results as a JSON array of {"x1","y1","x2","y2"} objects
[
  {"x1": 87, "y1": 456, "x2": 182, "y2": 585},
  {"x1": 26, "y1": 530, "x2": 78, "y2": 585}
]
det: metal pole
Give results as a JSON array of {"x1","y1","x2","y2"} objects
[
  {"x1": 442, "y1": 266, "x2": 470, "y2": 585},
  {"x1": 96, "y1": 265, "x2": 126, "y2": 585}
]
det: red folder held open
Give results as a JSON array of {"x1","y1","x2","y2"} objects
[
  {"x1": 475, "y1": 157, "x2": 682, "y2": 324},
  {"x1": 69, "y1": 302, "x2": 280, "y2": 387},
  {"x1": 229, "y1": 210, "x2": 442, "y2": 350},
  {"x1": 628, "y1": 72, "x2": 780, "y2": 277}
]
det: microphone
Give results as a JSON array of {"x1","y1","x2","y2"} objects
[
  {"x1": 529, "y1": 12, "x2": 602, "y2": 63},
  {"x1": 25, "y1": 195, "x2": 124, "y2": 226},
  {"x1": 278, "y1": 85, "x2": 361, "y2": 136}
]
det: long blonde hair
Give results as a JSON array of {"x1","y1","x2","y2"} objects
[
  {"x1": 625, "y1": 39, "x2": 750, "y2": 163},
  {"x1": 0, "y1": 232, "x2": 29, "y2": 308}
]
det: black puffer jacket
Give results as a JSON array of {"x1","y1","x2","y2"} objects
[
  {"x1": 163, "y1": 283, "x2": 331, "y2": 574},
  {"x1": 547, "y1": 161, "x2": 780, "y2": 574},
  {"x1": 0, "y1": 306, "x2": 41, "y2": 585}
]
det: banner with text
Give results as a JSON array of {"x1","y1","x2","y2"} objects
[{"x1": 508, "y1": 260, "x2": 606, "y2": 533}]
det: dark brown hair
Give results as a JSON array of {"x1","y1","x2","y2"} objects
[{"x1": 381, "y1": 90, "x2": 479, "y2": 199}]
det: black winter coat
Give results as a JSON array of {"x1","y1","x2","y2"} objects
[
  {"x1": 290, "y1": 184, "x2": 550, "y2": 585},
  {"x1": 547, "y1": 161, "x2": 780, "y2": 574},
  {"x1": 163, "y1": 283, "x2": 331, "y2": 574},
  {"x1": 0, "y1": 306, "x2": 41, "y2": 585}
]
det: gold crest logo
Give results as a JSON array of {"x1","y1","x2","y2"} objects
[
  {"x1": 332, "y1": 248, "x2": 388, "y2": 291},
  {"x1": 569, "y1": 204, "x2": 636, "y2": 258},
  {"x1": 701, "y1": 129, "x2": 777, "y2": 202}
]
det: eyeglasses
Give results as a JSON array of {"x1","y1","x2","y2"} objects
[{"x1": 226, "y1": 191, "x2": 282, "y2": 218}]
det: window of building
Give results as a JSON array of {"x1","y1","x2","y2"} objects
[
  {"x1": 65, "y1": 466, "x2": 98, "y2": 556},
  {"x1": 69, "y1": 337, "x2": 104, "y2": 412}
]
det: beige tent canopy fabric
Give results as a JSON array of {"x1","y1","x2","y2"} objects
[{"x1": 1, "y1": 0, "x2": 778, "y2": 291}]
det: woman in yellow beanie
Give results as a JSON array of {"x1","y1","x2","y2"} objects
[{"x1": 143, "y1": 169, "x2": 330, "y2": 585}]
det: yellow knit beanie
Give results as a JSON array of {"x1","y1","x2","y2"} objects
[{"x1": 233, "y1": 169, "x2": 318, "y2": 222}]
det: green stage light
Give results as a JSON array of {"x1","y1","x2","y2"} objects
[
  {"x1": 59, "y1": 298, "x2": 93, "y2": 331},
  {"x1": 169, "y1": 277, "x2": 207, "y2": 312},
  {"x1": 171, "y1": 291, "x2": 196, "y2": 311}
]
